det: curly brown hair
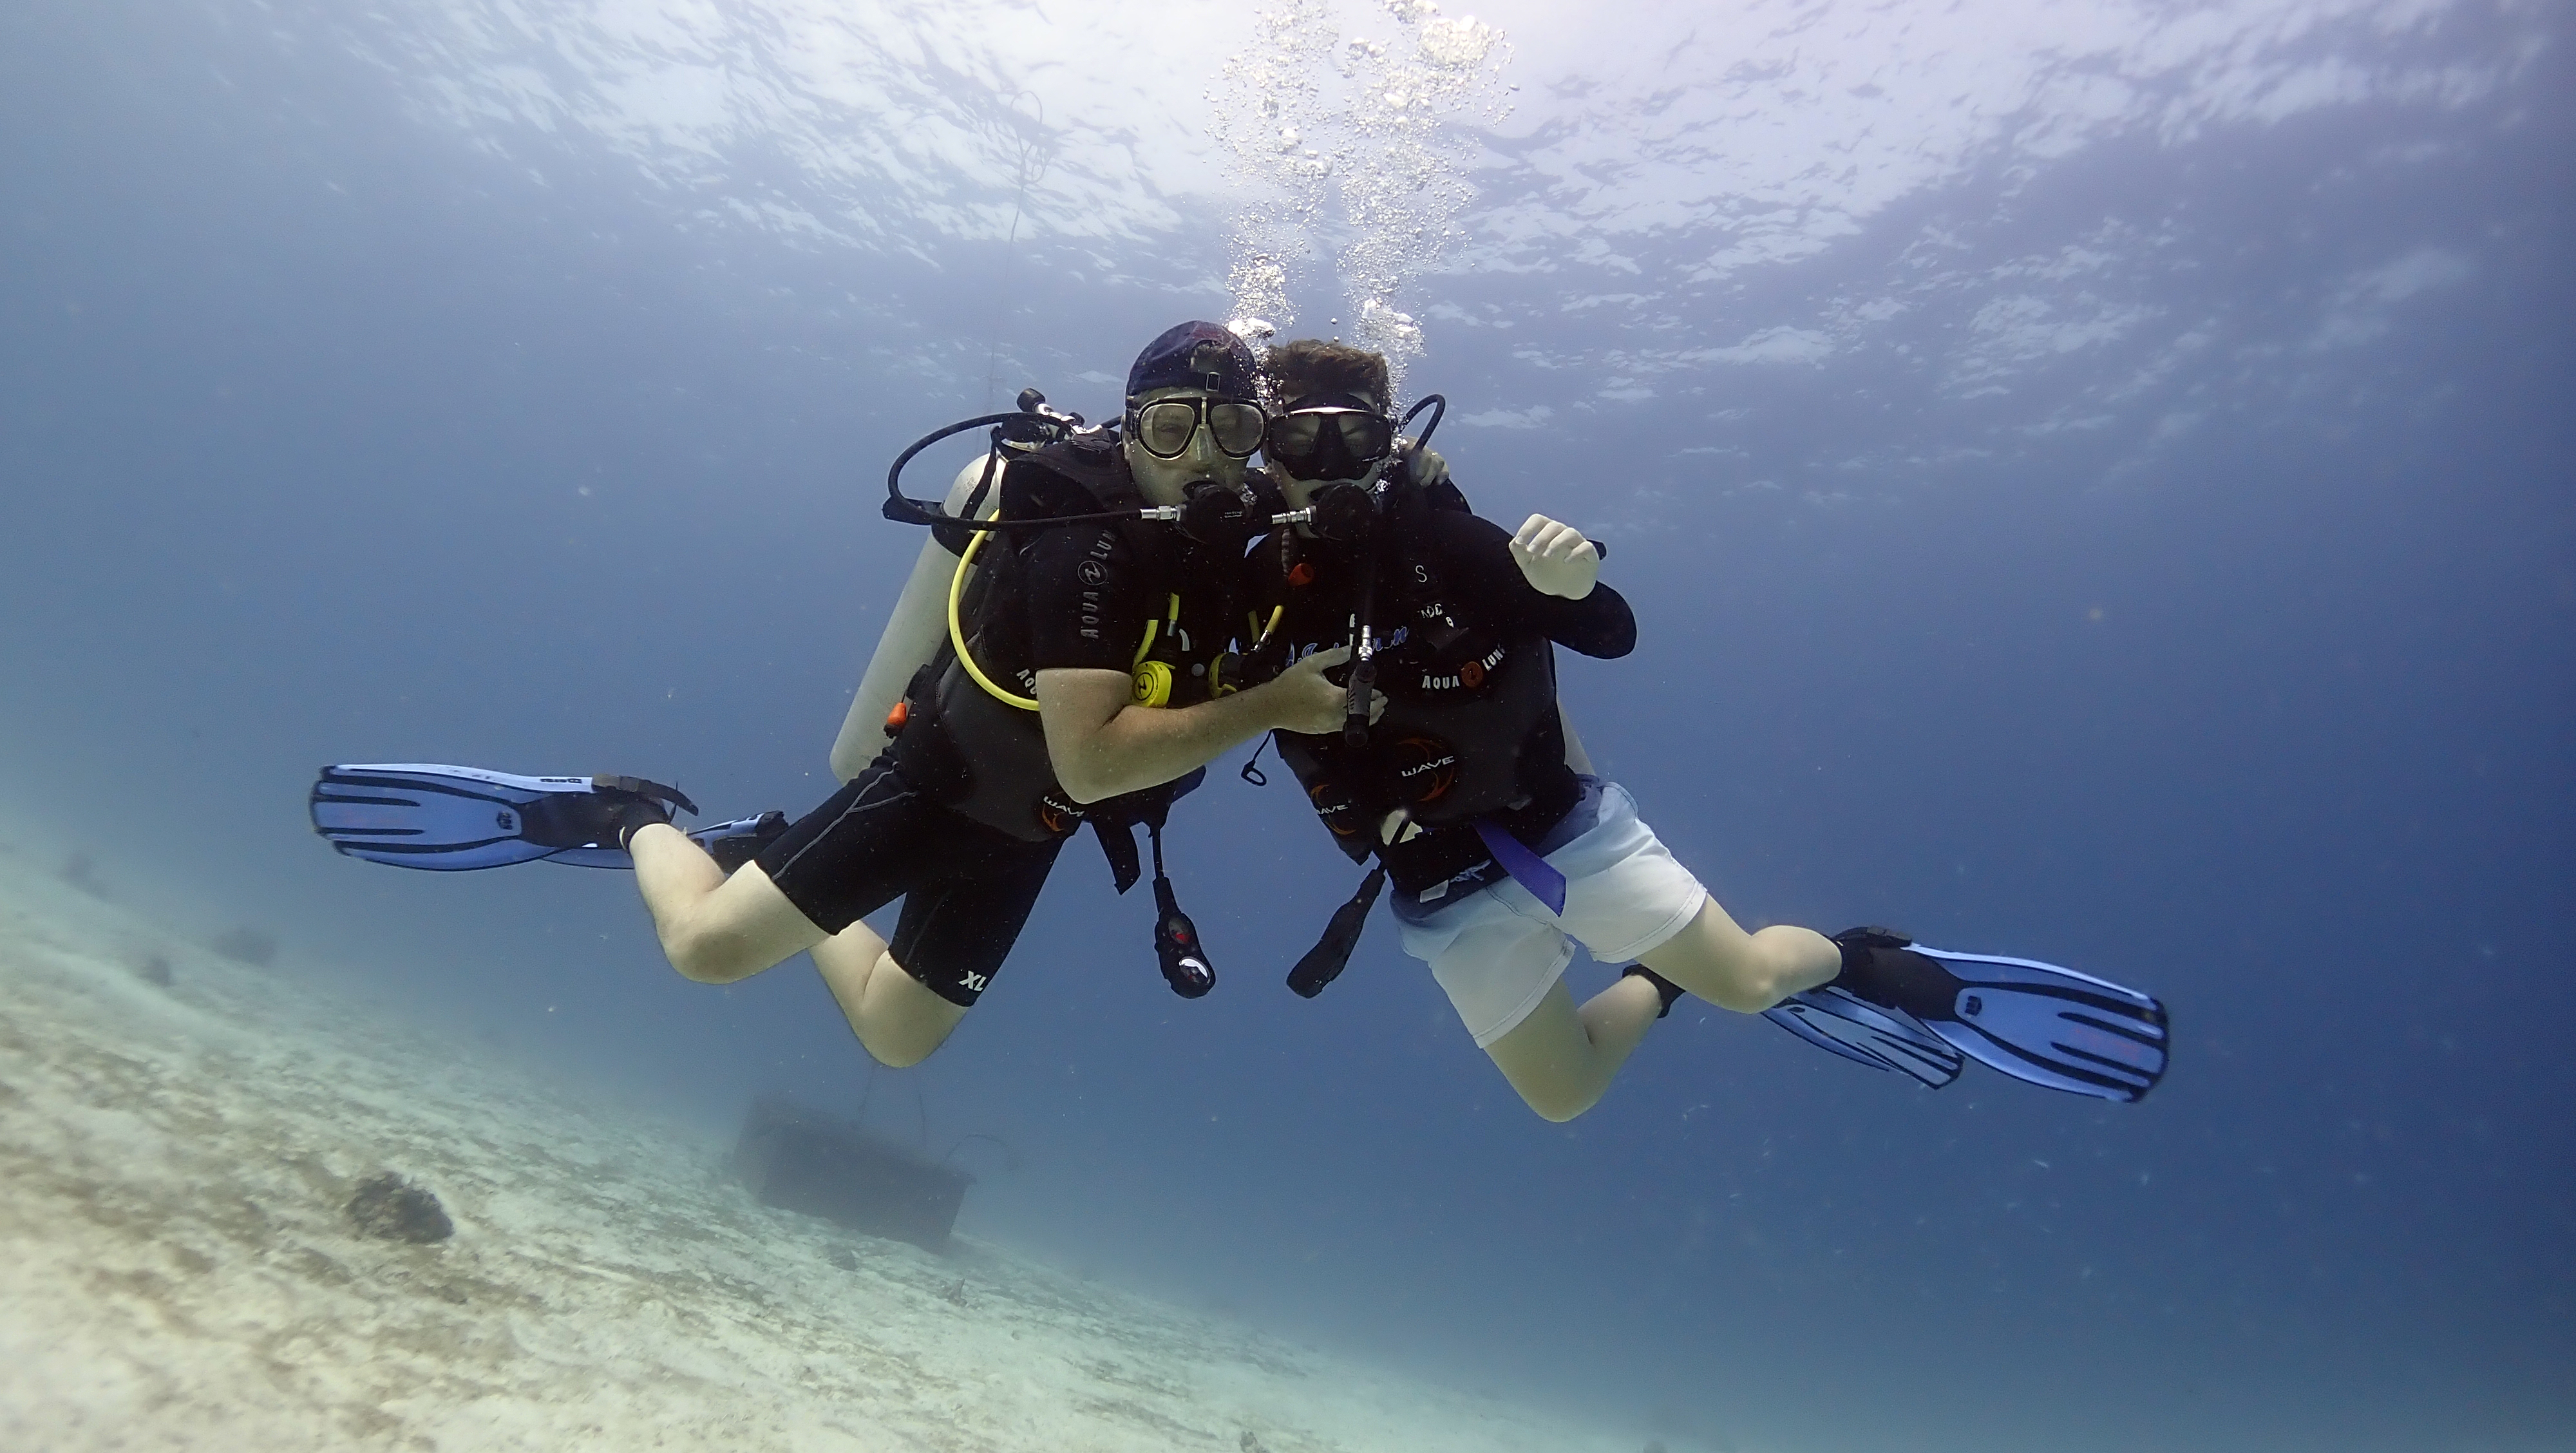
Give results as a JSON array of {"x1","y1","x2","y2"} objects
[{"x1": 1262, "y1": 338, "x2": 1391, "y2": 412}]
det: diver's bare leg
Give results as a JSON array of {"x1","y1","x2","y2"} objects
[
  {"x1": 1637, "y1": 898, "x2": 1839, "y2": 1013},
  {"x1": 1481, "y1": 975, "x2": 1665, "y2": 1122},
  {"x1": 809, "y1": 924, "x2": 968, "y2": 1068},
  {"x1": 630, "y1": 826, "x2": 963, "y2": 1067},
  {"x1": 628, "y1": 824, "x2": 828, "y2": 983}
]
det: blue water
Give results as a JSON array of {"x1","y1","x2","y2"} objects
[{"x1": 3, "y1": 1, "x2": 2568, "y2": 1448}]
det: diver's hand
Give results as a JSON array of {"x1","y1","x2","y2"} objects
[
  {"x1": 1406, "y1": 444, "x2": 1450, "y2": 493},
  {"x1": 1510, "y1": 515, "x2": 1600, "y2": 599},
  {"x1": 1263, "y1": 645, "x2": 1384, "y2": 735}
]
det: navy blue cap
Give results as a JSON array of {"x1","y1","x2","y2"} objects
[{"x1": 1127, "y1": 321, "x2": 1258, "y2": 401}]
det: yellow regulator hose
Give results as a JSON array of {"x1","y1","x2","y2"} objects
[{"x1": 948, "y1": 530, "x2": 1042, "y2": 710}]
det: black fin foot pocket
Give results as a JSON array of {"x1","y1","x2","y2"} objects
[
  {"x1": 1619, "y1": 963, "x2": 1686, "y2": 1018},
  {"x1": 1828, "y1": 926, "x2": 1962, "y2": 1023}
]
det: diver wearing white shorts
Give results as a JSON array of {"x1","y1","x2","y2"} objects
[
  {"x1": 1245, "y1": 339, "x2": 2170, "y2": 1117},
  {"x1": 1391, "y1": 776, "x2": 1706, "y2": 1050}
]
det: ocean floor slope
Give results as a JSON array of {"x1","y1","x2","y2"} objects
[{"x1": 0, "y1": 846, "x2": 1642, "y2": 1452}]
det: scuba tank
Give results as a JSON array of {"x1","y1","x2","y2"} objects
[{"x1": 832, "y1": 453, "x2": 1001, "y2": 783}]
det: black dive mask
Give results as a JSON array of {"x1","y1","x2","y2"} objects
[
  {"x1": 1128, "y1": 394, "x2": 1267, "y2": 461},
  {"x1": 1267, "y1": 392, "x2": 1394, "y2": 482}
]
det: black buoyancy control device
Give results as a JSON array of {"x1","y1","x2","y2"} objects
[
  {"x1": 1265, "y1": 419, "x2": 1606, "y2": 1001},
  {"x1": 1260, "y1": 417, "x2": 1599, "y2": 996},
  {"x1": 1268, "y1": 631, "x2": 1555, "y2": 996},
  {"x1": 878, "y1": 388, "x2": 1262, "y2": 998},
  {"x1": 1266, "y1": 620, "x2": 1563, "y2": 1013},
  {"x1": 1265, "y1": 450, "x2": 1563, "y2": 845},
  {"x1": 1292, "y1": 627, "x2": 1560, "y2": 830},
  {"x1": 923, "y1": 441, "x2": 1135, "y2": 846},
  {"x1": 1253, "y1": 397, "x2": 1531, "y2": 998}
]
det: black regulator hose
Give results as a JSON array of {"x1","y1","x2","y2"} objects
[
  {"x1": 881, "y1": 391, "x2": 1480, "y2": 559},
  {"x1": 882, "y1": 411, "x2": 1034, "y2": 527},
  {"x1": 1342, "y1": 524, "x2": 1383, "y2": 746},
  {"x1": 1399, "y1": 394, "x2": 1446, "y2": 459},
  {"x1": 1325, "y1": 397, "x2": 1451, "y2": 744},
  {"x1": 881, "y1": 392, "x2": 1142, "y2": 535}
]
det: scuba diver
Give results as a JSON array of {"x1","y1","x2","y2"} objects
[
  {"x1": 1243, "y1": 339, "x2": 2170, "y2": 1118},
  {"x1": 312, "y1": 322, "x2": 1357, "y2": 1067}
]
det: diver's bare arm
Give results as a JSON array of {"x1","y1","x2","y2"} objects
[{"x1": 1037, "y1": 647, "x2": 1352, "y2": 803}]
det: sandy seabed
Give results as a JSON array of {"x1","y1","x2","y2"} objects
[{"x1": 0, "y1": 846, "x2": 1640, "y2": 1453}]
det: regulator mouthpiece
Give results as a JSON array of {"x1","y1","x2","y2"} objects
[
  {"x1": 1304, "y1": 479, "x2": 1381, "y2": 542},
  {"x1": 1143, "y1": 480, "x2": 1262, "y2": 553},
  {"x1": 1177, "y1": 480, "x2": 1256, "y2": 551}
]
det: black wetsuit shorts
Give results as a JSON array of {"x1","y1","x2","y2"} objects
[{"x1": 753, "y1": 754, "x2": 1063, "y2": 1007}]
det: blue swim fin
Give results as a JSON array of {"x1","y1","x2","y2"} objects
[
  {"x1": 1831, "y1": 928, "x2": 2169, "y2": 1102},
  {"x1": 1763, "y1": 986, "x2": 1965, "y2": 1089},
  {"x1": 311, "y1": 764, "x2": 779, "y2": 871}
]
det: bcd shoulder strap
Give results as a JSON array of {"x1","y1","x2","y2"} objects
[{"x1": 1000, "y1": 435, "x2": 1141, "y2": 517}]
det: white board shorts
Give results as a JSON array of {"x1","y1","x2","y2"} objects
[{"x1": 1390, "y1": 778, "x2": 1708, "y2": 1048}]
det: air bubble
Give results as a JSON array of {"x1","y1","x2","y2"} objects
[{"x1": 1213, "y1": 0, "x2": 1513, "y2": 392}]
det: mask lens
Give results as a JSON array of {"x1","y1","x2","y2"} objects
[
  {"x1": 1332, "y1": 413, "x2": 1393, "y2": 460},
  {"x1": 1267, "y1": 413, "x2": 1325, "y2": 458},
  {"x1": 1209, "y1": 402, "x2": 1267, "y2": 458},
  {"x1": 1135, "y1": 400, "x2": 1200, "y2": 459},
  {"x1": 1306, "y1": 480, "x2": 1377, "y2": 540}
]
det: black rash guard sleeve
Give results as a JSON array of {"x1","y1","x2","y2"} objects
[
  {"x1": 1020, "y1": 524, "x2": 1155, "y2": 672},
  {"x1": 1424, "y1": 510, "x2": 1636, "y2": 658}
]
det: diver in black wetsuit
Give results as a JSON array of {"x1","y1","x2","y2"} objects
[
  {"x1": 1247, "y1": 340, "x2": 1852, "y2": 1121},
  {"x1": 616, "y1": 324, "x2": 1356, "y2": 1065}
]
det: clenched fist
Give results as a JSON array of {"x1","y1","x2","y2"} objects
[{"x1": 1509, "y1": 515, "x2": 1600, "y2": 599}]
